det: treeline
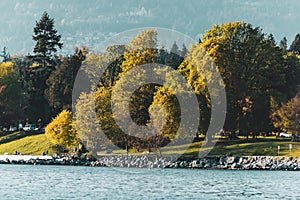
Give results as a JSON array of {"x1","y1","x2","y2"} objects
[
  {"x1": 0, "y1": 12, "x2": 87, "y2": 127},
  {"x1": 74, "y1": 24, "x2": 300, "y2": 152},
  {"x1": 0, "y1": 12, "x2": 300, "y2": 152}
]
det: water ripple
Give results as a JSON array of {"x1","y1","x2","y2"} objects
[{"x1": 0, "y1": 165, "x2": 299, "y2": 199}]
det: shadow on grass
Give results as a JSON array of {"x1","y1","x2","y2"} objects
[{"x1": 0, "y1": 131, "x2": 44, "y2": 145}]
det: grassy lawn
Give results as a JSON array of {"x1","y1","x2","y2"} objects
[
  {"x1": 0, "y1": 131, "x2": 299, "y2": 158},
  {"x1": 104, "y1": 137, "x2": 300, "y2": 158},
  {"x1": 160, "y1": 137, "x2": 300, "y2": 158},
  {"x1": 0, "y1": 134, "x2": 55, "y2": 155}
]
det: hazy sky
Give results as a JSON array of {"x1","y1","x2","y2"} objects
[{"x1": 1, "y1": 0, "x2": 300, "y2": 54}]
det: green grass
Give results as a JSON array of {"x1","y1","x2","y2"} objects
[
  {"x1": 159, "y1": 137, "x2": 300, "y2": 158},
  {"x1": 0, "y1": 134, "x2": 55, "y2": 155},
  {"x1": 0, "y1": 131, "x2": 299, "y2": 158},
  {"x1": 103, "y1": 137, "x2": 300, "y2": 158},
  {"x1": 0, "y1": 131, "x2": 43, "y2": 145}
]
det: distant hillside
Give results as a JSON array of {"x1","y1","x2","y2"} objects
[{"x1": 0, "y1": 0, "x2": 299, "y2": 55}]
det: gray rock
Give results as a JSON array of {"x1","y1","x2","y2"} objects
[
  {"x1": 231, "y1": 162, "x2": 243, "y2": 169},
  {"x1": 226, "y1": 156, "x2": 235, "y2": 164}
]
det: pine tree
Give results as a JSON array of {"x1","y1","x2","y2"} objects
[
  {"x1": 289, "y1": 34, "x2": 300, "y2": 53},
  {"x1": 32, "y1": 12, "x2": 63, "y2": 68},
  {"x1": 0, "y1": 47, "x2": 10, "y2": 62},
  {"x1": 170, "y1": 41, "x2": 179, "y2": 54},
  {"x1": 279, "y1": 37, "x2": 287, "y2": 53},
  {"x1": 181, "y1": 43, "x2": 188, "y2": 58},
  {"x1": 167, "y1": 42, "x2": 182, "y2": 69}
]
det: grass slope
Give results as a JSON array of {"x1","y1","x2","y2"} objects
[{"x1": 0, "y1": 134, "x2": 55, "y2": 155}]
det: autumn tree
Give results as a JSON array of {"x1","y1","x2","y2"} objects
[
  {"x1": 177, "y1": 43, "x2": 226, "y2": 142},
  {"x1": 115, "y1": 30, "x2": 158, "y2": 127},
  {"x1": 130, "y1": 29, "x2": 157, "y2": 50},
  {"x1": 74, "y1": 86, "x2": 125, "y2": 154},
  {"x1": 0, "y1": 61, "x2": 27, "y2": 126},
  {"x1": 74, "y1": 91, "x2": 106, "y2": 154},
  {"x1": 273, "y1": 92, "x2": 300, "y2": 134},
  {"x1": 45, "y1": 110, "x2": 80, "y2": 151}
]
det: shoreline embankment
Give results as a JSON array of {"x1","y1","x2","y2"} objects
[{"x1": 1, "y1": 154, "x2": 300, "y2": 171}]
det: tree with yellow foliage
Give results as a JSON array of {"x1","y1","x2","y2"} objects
[
  {"x1": 273, "y1": 92, "x2": 300, "y2": 135},
  {"x1": 45, "y1": 110, "x2": 80, "y2": 151}
]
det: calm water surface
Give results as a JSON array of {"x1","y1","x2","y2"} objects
[{"x1": 0, "y1": 165, "x2": 299, "y2": 199}]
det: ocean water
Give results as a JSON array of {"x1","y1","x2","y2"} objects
[{"x1": 0, "y1": 165, "x2": 299, "y2": 200}]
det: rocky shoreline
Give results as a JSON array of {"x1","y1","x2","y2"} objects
[{"x1": 1, "y1": 154, "x2": 300, "y2": 170}]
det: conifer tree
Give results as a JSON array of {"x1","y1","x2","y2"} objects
[
  {"x1": 279, "y1": 37, "x2": 287, "y2": 52},
  {"x1": 289, "y1": 34, "x2": 300, "y2": 53},
  {"x1": 32, "y1": 11, "x2": 63, "y2": 68}
]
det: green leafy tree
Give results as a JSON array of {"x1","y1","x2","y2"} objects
[
  {"x1": 32, "y1": 11, "x2": 63, "y2": 68},
  {"x1": 178, "y1": 43, "x2": 225, "y2": 142},
  {"x1": 45, "y1": 49, "x2": 85, "y2": 114},
  {"x1": 201, "y1": 22, "x2": 285, "y2": 134},
  {"x1": 45, "y1": 110, "x2": 80, "y2": 151},
  {"x1": 116, "y1": 30, "x2": 158, "y2": 127},
  {"x1": 281, "y1": 52, "x2": 300, "y2": 100},
  {"x1": 148, "y1": 82, "x2": 181, "y2": 144}
]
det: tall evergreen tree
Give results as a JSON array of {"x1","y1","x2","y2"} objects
[
  {"x1": 0, "y1": 47, "x2": 10, "y2": 62},
  {"x1": 167, "y1": 42, "x2": 182, "y2": 69},
  {"x1": 181, "y1": 43, "x2": 188, "y2": 58},
  {"x1": 170, "y1": 42, "x2": 179, "y2": 54},
  {"x1": 279, "y1": 37, "x2": 287, "y2": 53},
  {"x1": 23, "y1": 12, "x2": 63, "y2": 123},
  {"x1": 32, "y1": 11, "x2": 63, "y2": 68},
  {"x1": 289, "y1": 34, "x2": 300, "y2": 53}
]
